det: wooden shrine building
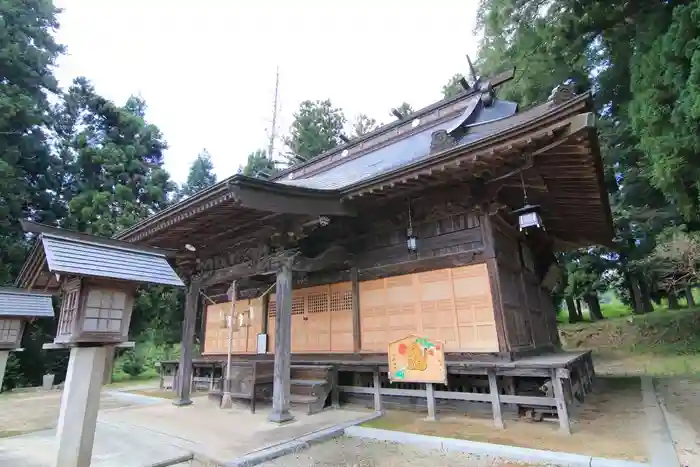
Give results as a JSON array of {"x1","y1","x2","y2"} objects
[{"x1": 114, "y1": 70, "x2": 611, "y2": 431}]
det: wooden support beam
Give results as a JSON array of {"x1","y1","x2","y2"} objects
[
  {"x1": 551, "y1": 368, "x2": 571, "y2": 434},
  {"x1": 488, "y1": 370, "x2": 504, "y2": 429},
  {"x1": 174, "y1": 281, "x2": 200, "y2": 406},
  {"x1": 426, "y1": 383, "x2": 437, "y2": 421},
  {"x1": 200, "y1": 246, "x2": 352, "y2": 287},
  {"x1": 351, "y1": 267, "x2": 361, "y2": 353},
  {"x1": 268, "y1": 263, "x2": 294, "y2": 423}
]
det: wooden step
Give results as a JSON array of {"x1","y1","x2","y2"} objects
[
  {"x1": 290, "y1": 394, "x2": 317, "y2": 404},
  {"x1": 291, "y1": 365, "x2": 333, "y2": 370},
  {"x1": 291, "y1": 379, "x2": 327, "y2": 387}
]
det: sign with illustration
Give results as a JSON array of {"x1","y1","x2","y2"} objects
[{"x1": 388, "y1": 335, "x2": 447, "y2": 384}]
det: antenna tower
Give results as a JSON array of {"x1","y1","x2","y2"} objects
[{"x1": 267, "y1": 66, "x2": 280, "y2": 160}]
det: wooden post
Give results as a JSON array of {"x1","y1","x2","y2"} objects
[
  {"x1": 351, "y1": 267, "x2": 361, "y2": 353},
  {"x1": 331, "y1": 366, "x2": 340, "y2": 409},
  {"x1": 551, "y1": 368, "x2": 571, "y2": 434},
  {"x1": 373, "y1": 367, "x2": 383, "y2": 413},
  {"x1": 426, "y1": 383, "x2": 437, "y2": 421},
  {"x1": 221, "y1": 280, "x2": 237, "y2": 409},
  {"x1": 174, "y1": 281, "x2": 199, "y2": 406},
  {"x1": 261, "y1": 291, "x2": 269, "y2": 337},
  {"x1": 504, "y1": 376, "x2": 517, "y2": 410},
  {"x1": 268, "y1": 263, "x2": 294, "y2": 423},
  {"x1": 488, "y1": 370, "x2": 504, "y2": 429}
]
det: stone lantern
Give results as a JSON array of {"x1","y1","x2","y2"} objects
[
  {"x1": 0, "y1": 288, "x2": 54, "y2": 390},
  {"x1": 53, "y1": 278, "x2": 137, "y2": 345},
  {"x1": 15, "y1": 220, "x2": 184, "y2": 467}
]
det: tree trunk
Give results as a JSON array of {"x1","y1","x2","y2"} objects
[
  {"x1": 686, "y1": 286, "x2": 696, "y2": 308},
  {"x1": 668, "y1": 291, "x2": 680, "y2": 310},
  {"x1": 638, "y1": 278, "x2": 654, "y2": 314},
  {"x1": 629, "y1": 275, "x2": 646, "y2": 314},
  {"x1": 566, "y1": 296, "x2": 579, "y2": 323},
  {"x1": 575, "y1": 299, "x2": 583, "y2": 321},
  {"x1": 585, "y1": 294, "x2": 604, "y2": 321}
]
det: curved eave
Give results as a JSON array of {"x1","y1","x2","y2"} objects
[
  {"x1": 116, "y1": 174, "x2": 352, "y2": 244},
  {"x1": 340, "y1": 93, "x2": 593, "y2": 199}
]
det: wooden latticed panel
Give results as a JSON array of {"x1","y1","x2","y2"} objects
[
  {"x1": 266, "y1": 282, "x2": 353, "y2": 354},
  {"x1": 451, "y1": 264, "x2": 499, "y2": 352},
  {"x1": 360, "y1": 264, "x2": 499, "y2": 353},
  {"x1": 57, "y1": 281, "x2": 81, "y2": 339},
  {"x1": 329, "y1": 282, "x2": 353, "y2": 352}
]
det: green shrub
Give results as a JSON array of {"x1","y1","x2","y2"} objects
[{"x1": 120, "y1": 349, "x2": 146, "y2": 378}]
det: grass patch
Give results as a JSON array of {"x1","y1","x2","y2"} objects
[
  {"x1": 106, "y1": 375, "x2": 159, "y2": 389},
  {"x1": 124, "y1": 389, "x2": 175, "y2": 399}
]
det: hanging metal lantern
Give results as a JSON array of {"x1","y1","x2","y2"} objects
[
  {"x1": 406, "y1": 226, "x2": 418, "y2": 253},
  {"x1": 513, "y1": 204, "x2": 545, "y2": 232},
  {"x1": 406, "y1": 199, "x2": 418, "y2": 253}
]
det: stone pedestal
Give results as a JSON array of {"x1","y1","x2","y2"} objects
[
  {"x1": 0, "y1": 350, "x2": 9, "y2": 392},
  {"x1": 55, "y1": 346, "x2": 108, "y2": 467}
]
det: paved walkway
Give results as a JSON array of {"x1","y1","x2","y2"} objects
[
  {"x1": 0, "y1": 393, "x2": 371, "y2": 466},
  {"x1": 259, "y1": 436, "x2": 540, "y2": 467},
  {"x1": 641, "y1": 376, "x2": 680, "y2": 467}
]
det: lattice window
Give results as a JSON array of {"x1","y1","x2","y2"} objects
[
  {"x1": 268, "y1": 299, "x2": 276, "y2": 317},
  {"x1": 330, "y1": 291, "x2": 352, "y2": 312},
  {"x1": 59, "y1": 287, "x2": 80, "y2": 336},
  {"x1": 83, "y1": 289, "x2": 126, "y2": 333},
  {"x1": 0, "y1": 319, "x2": 21, "y2": 344},
  {"x1": 307, "y1": 292, "x2": 329, "y2": 314},
  {"x1": 291, "y1": 296, "x2": 305, "y2": 315}
]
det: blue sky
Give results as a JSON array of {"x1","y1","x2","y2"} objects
[{"x1": 53, "y1": 0, "x2": 480, "y2": 184}]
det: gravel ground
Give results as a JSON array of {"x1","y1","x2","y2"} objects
[{"x1": 258, "y1": 437, "x2": 545, "y2": 467}]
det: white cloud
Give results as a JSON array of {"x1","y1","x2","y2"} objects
[{"x1": 53, "y1": 0, "x2": 481, "y2": 184}]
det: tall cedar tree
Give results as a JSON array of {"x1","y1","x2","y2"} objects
[
  {"x1": 283, "y1": 99, "x2": 345, "y2": 164},
  {"x1": 180, "y1": 149, "x2": 217, "y2": 197}
]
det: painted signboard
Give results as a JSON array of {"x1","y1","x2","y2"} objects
[{"x1": 388, "y1": 335, "x2": 447, "y2": 384}]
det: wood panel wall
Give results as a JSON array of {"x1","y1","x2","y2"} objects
[
  {"x1": 203, "y1": 297, "x2": 262, "y2": 354},
  {"x1": 360, "y1": 264, "x2": 499, "y2": 353},
  {"x1": 267, "y1": 282, "x2": 354, "y2": 353},
  {"x1": 488, "y1": 215, "x2": 558, "y2": 353}
]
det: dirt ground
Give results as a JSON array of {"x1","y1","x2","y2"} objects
[
  {"x1": 361, "y1": 376, "x2": 648, "y2": 463},
  {"x1": 655, "y1": 377, "x2": 700, "y2": 466},
  {"x1": 0, "y1": 390, "x2": 140, "y2": 437}
]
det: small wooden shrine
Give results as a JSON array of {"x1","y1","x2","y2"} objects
[{"x1": 107, "y1": 67, "x2": 608, "y2": 432}]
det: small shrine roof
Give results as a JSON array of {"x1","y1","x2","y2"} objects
[
  {"x1": 15, "y1": 221, "x2": 184, "y2": 290},
  {"x1": 0, "y1": 287, "x2": 54, "y2": 318}
]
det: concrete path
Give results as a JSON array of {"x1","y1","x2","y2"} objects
[
  {"x1": 641, "y1": 376, "x2": 680, "y2": 467},
  {"x1": 0, "y1": 393, "x2": 371, "y2": 467},
  {"x1": 259, "y1": 436, "x2": 540, "y2": 467}
]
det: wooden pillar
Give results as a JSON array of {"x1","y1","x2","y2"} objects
[
  {"x1": 351, "y1": 267, "x2": 361, "y2": 353},
  {"x1": 261, "y1": 291, "x2": 269, "y2": 336},
  {"x1": 488, "y1": 370, "x2": 504, "y2": 429},
  {"x1": 373, "y1": 367, "x2": 383, "y2": 413},
  {"x1": 174, "y1": 281, "x2": 199, "y2": 406},
  {"x1": 331, "y1": 366, "x2": 340, "y2": 409},
  {"x1": 425, "y1": 383, "x2": 437, "y2": 421},
  {"x1": 551, "y1": 368, "x2": 571, "y2": 434},
  {"x1": 268, "y1": 263, "x2": 294, "y2": 423}
]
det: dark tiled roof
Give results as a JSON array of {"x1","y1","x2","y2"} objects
[
  {"x1": 0, "y1": 288, "x2": 54, "y2": 318},
  {"x1": 279, "y1": 98, "x2": 518, "y2": 190}
]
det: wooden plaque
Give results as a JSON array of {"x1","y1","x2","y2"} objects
[{"x1": 388, "y1": 335, "x2": 447, "y2": 384}]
